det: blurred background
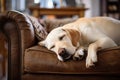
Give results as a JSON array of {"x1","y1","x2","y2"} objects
[{"x1": 0, "y1": 0, "x2": 120, "y2": 19}]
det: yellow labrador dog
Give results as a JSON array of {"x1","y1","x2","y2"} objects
[{"x1": 39, "y1": 17, "x2": 120, "y2": 68}]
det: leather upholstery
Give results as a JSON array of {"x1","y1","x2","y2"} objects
[
  {"x1": 22, "y1": 74, "x2": 120, "y2": 80},
  {"x1": 0, "y1": 11, "x2": 120, "y2": 80},
  {"x1": 0, "y1": 11, "x2": 36, "y2": 80},
  {"x1": 24, "y1": 46, "x2": 120, "y2": 74}
]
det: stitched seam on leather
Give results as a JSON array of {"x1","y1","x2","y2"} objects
[{"x1": 25, "y1": 48, "x2": 53, "y2": 54}]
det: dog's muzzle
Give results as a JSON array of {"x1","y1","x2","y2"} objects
[{"x1": 58, "y1": 48, "x2": 72, "y2": 61}]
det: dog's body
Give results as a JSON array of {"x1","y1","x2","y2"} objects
[{"x1": 39, "y1": 17, "x2": 120, "y2": 68}]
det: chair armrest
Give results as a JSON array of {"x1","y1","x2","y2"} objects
[{"x1": 0, "y1": 11, "x2": 36, "y2": 80}]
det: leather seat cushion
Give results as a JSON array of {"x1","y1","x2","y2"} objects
[{"x1": 24, "y1": 45, "x2": 120, "y2": 74}]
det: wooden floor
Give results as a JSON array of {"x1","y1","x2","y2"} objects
[
  {"x1": 0, "y1": 67, "x2": 6, "y2": 80},
  {"x1": 0, "y1": 77, "x2": 6, "y2": 80},
  {"x1": 0, "y1": 63, "x2": 2, "y2": 79},
  {"x1": 0, "y1": 59, "x2": 6, "y2": 80}
]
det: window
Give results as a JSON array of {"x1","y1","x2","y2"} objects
[
  {"x1": 11, "y1": 0, "x2": 25, "y2": 11},
  {"x1": 34, "y1": 0, "x2": 61, "y2": 8}
]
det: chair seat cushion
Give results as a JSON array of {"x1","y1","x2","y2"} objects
[{"x1": 24, "y1": 45, "x2": 120, "y2": 75}]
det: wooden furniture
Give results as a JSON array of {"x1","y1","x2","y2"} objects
[
  {"x1": 0, "y1": 0, "x2": 6, "y2": 13},
  {"x1": 29, "y1": 6, "x2": 88, "y2": 18},
  {"x1": 100, "y1": 0, "x2": 120, "y2": 19}
]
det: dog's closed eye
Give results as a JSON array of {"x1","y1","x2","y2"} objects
[
  {"x1": 59, "y1": 35, "x2": 65, "y2": 40},
  {"x1": 50, "y1": 45, "x2": 55, "y2": 49}
]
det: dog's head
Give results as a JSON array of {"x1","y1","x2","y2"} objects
[{"x1": 39, "y1": 27, "x2": 81, "y2": 61}]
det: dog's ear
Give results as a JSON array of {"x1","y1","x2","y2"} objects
[
  {"x1": 62, "y1": 28, "x2": 80, "y2": 47},
  {"x1": 38, "y1": 40, "x2": 46, "y2": 47}
]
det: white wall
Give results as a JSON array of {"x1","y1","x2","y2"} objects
[{"x1": 83, "y1": 0, "x2": 100, "y2": 17}]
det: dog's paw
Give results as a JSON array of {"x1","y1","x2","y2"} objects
[
  {"x1": 73, "y1": 48, "x2": 84, "y2": 61},
  {"x1": 86, "y1": 55, "x2": 97, "y2": 68}
]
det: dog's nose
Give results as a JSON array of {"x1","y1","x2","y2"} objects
[
  {"x1": 58, "y1": 48, "x2": 66, "y2": 56},
  {"x1": 58, "y1": 48, "x2": 71, "y2": 61}
]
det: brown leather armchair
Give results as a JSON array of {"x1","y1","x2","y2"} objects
[{"x1": 0, "y1": 11, "x2": 120, "y2": 80}]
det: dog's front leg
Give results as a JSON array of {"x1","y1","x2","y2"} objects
[{"x1": 86, "y1": 37, "x2": 117, "y2": 68}]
